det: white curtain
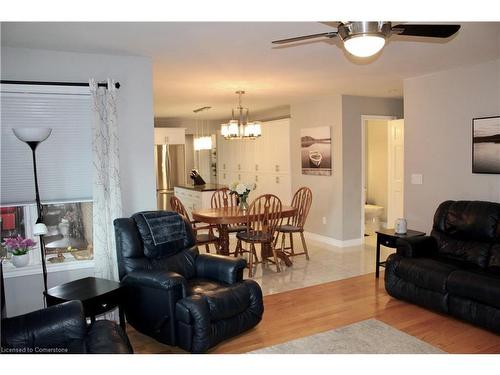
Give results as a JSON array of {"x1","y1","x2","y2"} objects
[{"x1": 89, "y1": 78, "x2": 122, "y2": 282}]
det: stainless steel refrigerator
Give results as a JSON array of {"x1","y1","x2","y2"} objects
[{"x1": 155, "y1": 144, "x2": 186, "y2": 210}]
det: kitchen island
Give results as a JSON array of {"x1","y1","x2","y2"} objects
[{"x1": 174, "y1": 183, "x2": 227, "y2": 217}]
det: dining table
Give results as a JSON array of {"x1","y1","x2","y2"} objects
[{"x1": 191, "y1": 205, "x2": 297, "y2": 267}]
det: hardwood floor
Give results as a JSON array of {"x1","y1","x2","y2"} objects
[{"x1": 127, "y1": 272, "x2": 500, "y2": 354}]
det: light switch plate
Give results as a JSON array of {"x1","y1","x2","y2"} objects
[{"x1": 411, "y1": 174, "x2": 423, "y2": 185}]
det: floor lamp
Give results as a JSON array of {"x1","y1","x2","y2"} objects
[{"x1": 12, "y1": 127, "x2": 52, "y2": 299}]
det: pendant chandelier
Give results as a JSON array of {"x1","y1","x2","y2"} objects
[
  {"x1": 220, "y1": 90, "x2": 261, "y2": 140},
  {"x1": 193, "y1": 106, "x2": 212, "y2": 150}
]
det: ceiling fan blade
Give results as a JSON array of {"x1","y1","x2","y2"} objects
[
  {"x1": 272, "y1": 32, "x2": 337, "y2": 44},
  {"x1": 392, "y1": 24, "x2": 460, "y2": 38}
]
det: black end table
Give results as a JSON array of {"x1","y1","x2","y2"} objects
[
  {"x1": 45, "y1": 276, "x2": 125, "y2": 331},
  {"x1": 375, "y1": 228, "x2": 425, "y2": 278}
]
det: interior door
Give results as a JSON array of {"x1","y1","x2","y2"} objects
[{"x1": 387, "y1": 119, "x2": 404, "y2": 228}]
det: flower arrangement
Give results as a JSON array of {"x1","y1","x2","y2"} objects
[
  {"x1": 229, "y1": 182, "x2": 256, "y2": 211},
  {"x1": 2, "y1": 235, "x2": 37, "y2": 256}
]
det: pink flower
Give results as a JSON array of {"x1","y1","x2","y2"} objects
[{"x1": 1, "y1": 235, "x2": 37, "y2": 256}]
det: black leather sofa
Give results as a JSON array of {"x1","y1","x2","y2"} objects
[
  {"x1": 1, "y1": 300, "x2": 133, "y2": 353},
  {"x1": 385, "y1": 200, "x2": 500, "y2": 333},
  {"x1": 114, "y1": 211, "x2": 264, "y2": 353}
]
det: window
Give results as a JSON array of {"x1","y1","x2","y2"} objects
[{"x1": 0, "y1": 84, "x2": 94, "y2": 273}]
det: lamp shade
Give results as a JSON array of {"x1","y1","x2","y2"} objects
[
  {"x1": 33, "y1": 223, "x2": 48, "y2": 236},
  {"x1": 344, "y1": 35, "x2": 386, "y2": 57},
  {"x1": 12, "y1": 127, "x2": 52, "y2": 143}
]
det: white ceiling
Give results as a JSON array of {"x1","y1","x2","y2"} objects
[{"x1": 2, "y1": 22, "x2": 500, "y2": 119}]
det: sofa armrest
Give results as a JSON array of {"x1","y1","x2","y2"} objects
[
  {"x1": 396, "y1": 235, "x2": 438, "y2": 258},
  {"x1": 121, "y1": 270, "x2": 187, "y2": 294},
  {"x1": 195, "y1": 253, "x2": 247, "y2": 284},
  {"x1": 1, "y1": 300, "x2": 87, "y2": 353}
]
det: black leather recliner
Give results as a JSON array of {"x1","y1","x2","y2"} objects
[
  {"x1": 385, "y1": 200, "x2": 500, "y2": 333},
  {"x1": 1, "y1": 300, "x2": 133, "y2": 353},
  {"x1": 114, "y1": 211, "x2": 264, "y2": 353}
]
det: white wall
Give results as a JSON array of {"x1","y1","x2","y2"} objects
[
  {"x1": 1, "y1": 47, "x2": 156, "y2": 316},
  {"x1": 404, "y1": 59, "x2": 500, "y2": 233},
  {"x1": 365, "y1": 120, "x2": 389, "y2": 222}
]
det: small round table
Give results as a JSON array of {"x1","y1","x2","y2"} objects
[{"x1": 192, "y1": 205, "x2": 297, "y2": 265}]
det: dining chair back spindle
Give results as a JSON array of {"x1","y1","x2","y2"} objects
[
  {"x1": 170, "y1": 196, "x2": 219, "y2": 254},
  {"x1": 274, "y1": 187, "x2": 313, "y2": 260},
  {"x1": 235, "y1": 194, "x2": 283, "y2": 277},
  {"x1": 210, "y1": 188, "x2": 247, "y2": 254}
]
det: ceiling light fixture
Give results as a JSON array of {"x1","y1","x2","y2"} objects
[
  {"x1": 338, "y1": 22, "x2": 389, "y2": 57},
  {"x1": 221, "y1": 91, "x2": 261, "y2": 140},
  {"x1": 193, "y1": 106, "x2": 212, "y2": 150}
]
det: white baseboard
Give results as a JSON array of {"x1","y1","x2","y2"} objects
[{"x1": 304, "y1": 231, "x2": 363, "y2": 248}]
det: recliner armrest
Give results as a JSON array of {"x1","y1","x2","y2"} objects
[
  {"x1": 121, "y1": 270, "x2": 187, "y2": 295},
  {"x1": 396, "y1": 235, "x2": 437, "y2": 258},
  {"x1": 195, "y1": 254, "x2": 247, "y2": 284},
  {"x1": 1, "y1": 300, "x2": 87, "y2": 353}
]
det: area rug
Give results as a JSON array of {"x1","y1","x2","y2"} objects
[{"x1": 250, "y1": 319, "x2": 446, "y2": 354}]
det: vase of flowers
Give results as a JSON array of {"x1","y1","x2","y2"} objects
[
  {"x1": 2, "y1": 235, "x2": 36, "y2": 268},
  {"x1": 230, "y1": 182, "x2": 256, "y2": 212}
]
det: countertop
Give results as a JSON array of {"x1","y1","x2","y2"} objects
[{"x1": 174, "y1": 183, "x2": 227, "y2": 192}]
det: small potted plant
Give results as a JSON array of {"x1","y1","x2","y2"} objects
[
  {"x1": 2, "y1": 235, "x2": 36, "y2": 268},
  {"x1": 229, "y1": 182, "x2": 256, "y2": 211}
]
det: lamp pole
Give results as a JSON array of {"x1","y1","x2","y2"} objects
[
  {"x1": 12, "y1": 127, "x2": 52, "y2": 301},
  {"x1": 27, "y1": 142, "x2": 49, "y2": 297}
]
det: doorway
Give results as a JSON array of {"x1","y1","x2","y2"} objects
[{"x1": 361, "y1": 116, "x2": 404, "y2": 240}]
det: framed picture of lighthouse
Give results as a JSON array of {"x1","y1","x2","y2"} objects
[{"x1": 301, "y1": 126, "x2": 332, "y2": 176}]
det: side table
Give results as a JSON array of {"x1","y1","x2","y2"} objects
[
  {"x1": 45, "y1": 276, "x2": 126, "y2": 331},
  {"x1": 375, "y1": 228, "x2": 425, "y2": 278}
]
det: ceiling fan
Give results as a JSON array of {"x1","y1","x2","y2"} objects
[{"x1": 272, "y1": 22, "x2": 461, "y2": 58}]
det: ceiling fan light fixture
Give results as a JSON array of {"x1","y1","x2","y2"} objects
[{"x1": 343, "y1": 34, "x2": 386, "y2": 57}]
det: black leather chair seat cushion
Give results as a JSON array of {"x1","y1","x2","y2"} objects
[
  {"x1": 447, "y1": 270, "x2": 500, "y2": 309},
  {"x1": 86, "y1": 320, "x2": 134, "y2": 354},
  {"x1": 196, "y1": 233, "x2": 218, "y2": 244},
  {"x1": 178, "y1": 281, "x2": 256, "y2": 323},
  {"x1": 187, "y1": 278, "x2": 228, "y2": 295},
  {"x1": 277, "y1": 224, "x2": 301, "y2": 233},
  {"x1": 237, "y1": 230, "x2": 273, "y2": 243},
  {"x1": 394, "y1": 257, "x2": 458, "y2": 293},
  {"x1": 228, "y1": 225, "x2": 248, "y2": 233}
]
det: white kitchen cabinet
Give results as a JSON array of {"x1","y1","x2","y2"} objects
[
  {"x1": 155, "y1": 128, "x2": 186, "y2": 145},
  {"x1": 217, "y1": 119, "x2": 291, "y2": 204},
  {"x1": 174, "y1": 186, "x2": 215, "y2": 218}
]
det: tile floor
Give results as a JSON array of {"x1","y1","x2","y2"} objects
[{"x1": 226, "y1": 232, "x2": 395, "y2": 296}]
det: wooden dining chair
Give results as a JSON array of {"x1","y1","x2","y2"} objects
[
  {"x1": 274, "y1": 187, "x2": 312, "y2": 260},
  {"x1": 170, "y1": 196, "x2": 219, "y2": 254},
  {"x1": 235, "y1": 194, "x2": 283, "y2": 277},
  {"x1": 211, "y1": 188, "x2": 248, "y2": 254}
]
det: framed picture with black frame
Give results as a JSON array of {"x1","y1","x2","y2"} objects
[{"x1": 472, "y1": 116, "x2": 500, "y2": 174}]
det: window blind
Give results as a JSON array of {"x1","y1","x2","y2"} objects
[{"x1": 1, "y1": 84, "x2": 92, "y2": 205}]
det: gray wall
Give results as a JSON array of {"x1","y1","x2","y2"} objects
[
  {"x1": 404, "y1": 59, "x2": 500, "y2": 233},
  {"x1": 1, "y1": 47, "x2": 156, "y2": 316},
  {"x1": 341, "y1": 95, "x2": 404, "y2": 240},
  {"x1": 290, "y1": 95, "x2": 344, "y2": 239}
]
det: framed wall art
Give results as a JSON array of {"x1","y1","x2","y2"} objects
[
  {"x1": 472, "y1": 116, "x2": 500, "y2": 174},
  {"x1": 301, "y1": 126, "x2": 332, "y2": 176}
]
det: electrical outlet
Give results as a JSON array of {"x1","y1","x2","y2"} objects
[
  {"x1": 322, "y1": 217, "x2": 327, "y2": 224},
  {"x1": 411, "y1": 173, "x2": 423, "y2": 185}
]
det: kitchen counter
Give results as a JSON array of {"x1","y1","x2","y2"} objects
[{"x1": 175, "y1": 183, "x2": 226, "y2": 192}]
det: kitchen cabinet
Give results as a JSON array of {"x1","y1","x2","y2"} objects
[
  {"x1": 217, "y1": 119, "x2": 291, "y2": 204},
  {"x1": 154, "y1": 128, "x2": 186, "y2": 145}
]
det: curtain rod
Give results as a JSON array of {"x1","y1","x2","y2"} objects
[{"x1": 0, "y1": 79, "x2": 121, "y2": 89}]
